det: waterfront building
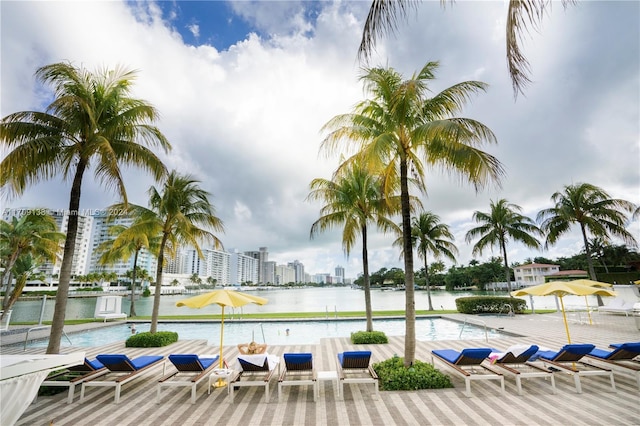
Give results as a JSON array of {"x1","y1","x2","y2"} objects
[{"x1": 287, "y1": 260, "x2": 305, "y2": 284}]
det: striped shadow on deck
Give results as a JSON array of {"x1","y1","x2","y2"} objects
[{"x1": 9, "y1": 313, "x2": 640, "y2": 425}]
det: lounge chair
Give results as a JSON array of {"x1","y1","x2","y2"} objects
[
  {"x1": 41, "y1": 357, "x2": 108, "y2": 404},
  {"x1": 597, "y1": 298, "x2": 635, "y2": 316},
  {"x1": 229, "y1": 354, "x2": 279, "y2": 403},
  {"x1": 93, "y1": 296, "x2": 127, "y2": 322},
  {"x1": 489, "y1": 344, "x2": 556, "y2": 395},
  {"x1": 532, "y1": 344, "x2": 616, "y2": 394},
  {"x1": 80, "y1": 354, "x2": 165, "y2": 404},
  {"x1": 157, "y1": 354, "x2": 222, "y2": 404},
  {"x1": 431, "y1": 348, "x2": 505, "y2": 397},
  {"x1": 278, "y1": 353, "x2": 317, "y2": 402},
  {"x1": 336, "y1": 351, "x2": 378, "y2": 400},
  {"x1": 584, "y1": 342, "x2": 640, "y2": 390}
]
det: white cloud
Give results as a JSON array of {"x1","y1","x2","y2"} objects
[{"x1": 1, "y1": 1, "x2": 638, "y2": 280}]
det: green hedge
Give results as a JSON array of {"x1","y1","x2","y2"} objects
[
  {"x1": 455, "y1": 296, "x2": 527, "y2": 314},
  {"x1": 373, "y1": 356, "x2": 453, "y2": 391},
  {"x1": 125, "y1": 331, "x2": 178, "y2": 347},
  {"x1": 351, "y1": 330, "x2": 389, "y2": 344}
]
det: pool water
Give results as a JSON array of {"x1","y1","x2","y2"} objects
[{"x1": 22, "y1": 317, "x2": 509, "y2": 348}]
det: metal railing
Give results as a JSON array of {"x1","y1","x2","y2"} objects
[
  {"x1": 24, "y1": 326, "x2": 72, "y2": 351},
  {"x1": 252, "y1": 323, "x2": 266, "y2": 343},
  {"x1": 459, "y1": 317, "x2": 489, "y2": 342}
]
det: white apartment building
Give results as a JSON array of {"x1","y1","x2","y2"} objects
[
  {"x1": 263, "y1": 261, "x2": 277, "y2": 284},
  {"x1": 86, "y1": 212, "x2": 157, "y2": 279},
  {"x1": 513, "y1": 263, "x2": 561, "y2": 287},
  {"x1": 288, "y1": 260, "x2": 305, "y2": 283},
  {"x1": 335, "y1": 265, "x2": 345, "y2": 284},
  {"x1": 230, "y1": 250, "x2": 259, "y2": 285},
  {"x1": 275, "y1": 264, "x2": 296, "y2": 285},
  {"x1": 2, "y1": 207, "x2": 92, "y2": 277}
]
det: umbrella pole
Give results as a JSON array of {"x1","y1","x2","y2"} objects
[
  {"x1": 584, "y1": 296, "x2": 593, "y2": 325},
  {"x1": 214, "y1": 306, "x2": 227, "y2": 388},
  {"x1": 559, "y1": 296, "x2": 572, "y2": 343}
]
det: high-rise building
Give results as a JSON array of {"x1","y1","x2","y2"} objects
[
  {"x1": 87, "y1": 212, "x2": 157, "y2": 279},
  {"x1": 287, "y1": 260, "x2": 305, "y2": 284},
  {"x1": 275, "y1": 264, "x2": 296, "y2": 285},
  {"x1": 2, "y1": 208, "x2": 92, "y2": 277},
  {"x1": 335, "y1": 265, "x2": 345, "y2": 284},
  {"x1": 263, "y1": 261, "x2": 276, "y2": 285},
  {"x1": 230, "y1": 250, "x2": 259, "y2": 285}
]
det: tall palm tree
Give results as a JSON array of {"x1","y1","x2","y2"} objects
[
  {"x1": 358, "y1": 0, "x2": 575, "y2": 97},
  {"x1": 396, "y1": 212, "x2": 458, "y2": 311},
  {"x1": 466, "y1": 199, "x2": 542, "y2": 294},
  {"x1": 307, "y1": 161, "x2": 406, "y2": 332},
  {"x1": 0, "y1": 62, "x2": 171, "y2": 353},
  {"x1": 321, "y1": 62, "x2": 503, "y2": 366},
  {"x1": 114, "y1": 171, "x2": 224, "y2": 333},
  {"x1": 0, "y1": 212, "x2": 64, "y2": 313},
  {"x1": 97, "y1": 218, "x2": 160, "y2": 316},
  {"x1": 537, "y1": 183, "x2": 637, "y2": 281}
]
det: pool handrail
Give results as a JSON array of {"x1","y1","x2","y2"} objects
[
  {"x1": 459, "y1": 317, "x2": 489, "y2": 343},
  {"x1": 24, "y1": 325, "x2": 72, "y2": 351}
]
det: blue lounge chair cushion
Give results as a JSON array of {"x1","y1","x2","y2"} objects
[
  {"x1": 433, "y1": 348, "x2": 492, "y2": 365},
  {"x1": 284, "y1": 353, "x2": 312, "y2": 365},
  {"x1": 168, "y1": 354, "x2": 218, "y2": 370},
  {"x1": 97, "y1": 354, "x2": 163, "y2": 371},
  {"x1": 86, "y1": 358, "x2": 105, "y2": 370},
  {"x1": 589, "y1": 342, "x2": 640, "y2": 360},
  {"x1": 535, "y1": 344, "x2": 595, "y2": 362},
  {"x1": 494, "y1": 345, "x2": 539, "y2": 363},
  {"x1": 338, "y1": 351, "x2": 371, "y2": 366}
]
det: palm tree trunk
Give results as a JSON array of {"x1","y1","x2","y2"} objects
[
  {"x1": 130, "y1": 250, "x2": 139, "y2": 317},
  {"x1": 501, "y1": 238, "x2": 512, "y2": 295},
  {"x1": 1, "y1": 251, "x2": 21, "y2": 309},
  {"x1": 362, "y1": 225, "x2": 373, "y2": 332},
  {"x1": 47, "y1": 163, "x2": 85, "y2": 354},
  {"x1": 581, "y1": 225, "x2": 603, "y2": 306},
  {"x1": 151, "y1": 233, "x2": 168, "y2": 333},
  {"x1": 423, "y1": 250, "x2": 434, "y2": 311},
  {"x1": 400, "y1": 158, "x2": 415, "y2": 367}
]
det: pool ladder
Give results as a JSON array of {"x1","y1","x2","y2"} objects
[
  {"x1": 251, "y1": 323, "x2": 266, "y2": 343},
  {"x1": 24, "y1": 326, "x2": 72, "y2": 351},
  {"x1": 459, "y1": 317, "x2": 489, "y2": 343}
]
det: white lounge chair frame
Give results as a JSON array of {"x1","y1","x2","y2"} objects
[
  {"x1": 156, "y1": 357, "x2": 220, "y2": 404},
  {"x1": 80, "y1": 358, "x2": 165, "y2": 404},
  {"x1": 336, "y1": 354, "x2": 379, "y2": 400},
  {"x1": 431, "y1": 352, "x2": 505, "y2": 398},
  {"x1": 229, "y1": 357, "x2": 279, "y2": 403},
  {"x1": 491, "y1": 362, "x2": 556, "y2": 395},
  {"x1": 536, "y1": 358, "x2": 616, "y2": 394},
  {"x1": 278, "y1": 354, "x2": 317, "y2": 402}
]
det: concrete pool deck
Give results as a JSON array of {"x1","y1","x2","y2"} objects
[{"x1": 2, "y1": 312, "x2": 639, "y2": 425}]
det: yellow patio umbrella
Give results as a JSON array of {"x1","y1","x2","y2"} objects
[
  {"x1": 176, "y1": 289, "x2": 268, "y2": 386},
  {"x1": 511, "y1": 281, "x2": 616, "y2": 343}
]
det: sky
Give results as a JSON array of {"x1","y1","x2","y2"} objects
[{"x1": 1, "y1": 0, "x2": 639, "y2": 280}]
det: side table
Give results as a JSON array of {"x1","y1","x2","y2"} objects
[
  {"x1": 208, "y1": 368, "x2": 234, "y2": 395},
  {"x1": 316, "y1": 370, "x2": 340, "y2": 399}
]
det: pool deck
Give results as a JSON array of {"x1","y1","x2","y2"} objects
[{"x1": 2, "y1": 312, "x2": 640, "y2": 425}]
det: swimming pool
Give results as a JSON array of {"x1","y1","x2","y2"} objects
[{"x1": 21, "y1": 317, "x2": 510, "y2": 348}]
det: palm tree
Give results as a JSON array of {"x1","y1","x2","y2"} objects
[
  {"x1": 537, "y1": 183, "x2": 637, "y2": 281},
  {"x1": 97, "y1": 217, "x2": 160, "y2": 316},
  {"x1": 321, "y1": 62, "x2": 503, "y2": 366},
  {"x1": 465, "y1": 199, "x2": 542, "y2": 294},
  {"x1": 307, "y1": 161, "x2": 406, "y2": 332},
  {"x1": 0, "y1": 212, "x2": 64, "y2": 313},
  {"x1": 114, "y1": 171, "x2": 224, "y2": 333},
  {"x1": 3, "y1": 254, "x2": 45, "y2": 315},
  {"x1": 0, "y1": 62, "x2": 171, "y2": 353},
  {"x1": 358, "y1": 0, "x2": 575, "y2": 97},
  {"x1": 398, "y1": 212, "x2": 458, "y2": 311}
]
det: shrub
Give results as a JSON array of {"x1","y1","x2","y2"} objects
[
  {"x1": 455, "y1": 296, "x2": 527, "y2": 314},
  {"x1": 125, "y1": 331, "x2": 178, "y2": 347},
  {"x1": 373, "y1": 356, "x2": 453, "y2": 391},
  {"x1": 142, "y1": 287, "x2": 151, "y2": 297},
  {"x1": 351, "y1": 330, "x2": 389, "y2": 344}
]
